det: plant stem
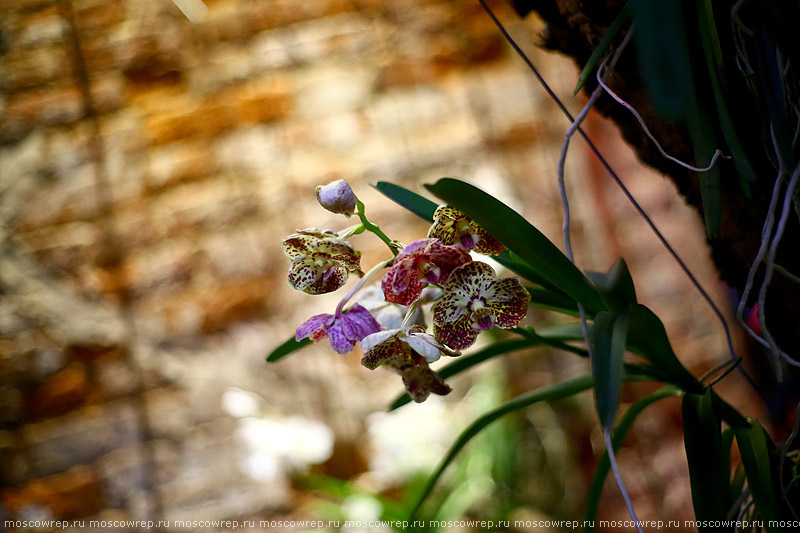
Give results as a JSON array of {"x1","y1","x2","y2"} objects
[{"x1": 356, "y1": 200, "x2": 400, "y2": 256}]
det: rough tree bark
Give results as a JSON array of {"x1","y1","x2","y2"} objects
[{"x1": 510, "y1": 0, "x2": 799, "y2": 410}]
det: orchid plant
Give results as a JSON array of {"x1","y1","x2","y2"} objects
[
  {"x1": 282, "y1": 179, "x2": 530, "y2": 402},
  {"x1": 269, "y1": 178, "x2": 799, "y2": 531}
]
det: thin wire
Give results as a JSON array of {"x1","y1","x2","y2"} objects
[
  {"x1": 555, "y1": 32, "x2": 643, "y2": 530},
  {"x1": 477, "y1": 0, "x2": 769, "y2": 405},
  {"x1": 605, "y1": 431, "x2": 644, "y2": 531}
]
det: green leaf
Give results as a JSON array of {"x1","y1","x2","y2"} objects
[
  {"x1": 736, "y1": 422, "x2": 784, "y2": 529},
  {"x1": 751, "y1": 24, "x2": 794, "y2": 170},
  {"x1": 409, "y1": 374, "x2": 596, "y2": 519},
  {"x1": 425, "y1": 179, "x2": 605, "y2": 313},
  {"x1": 686, "y1": 102, "x2": 723, "y2": 238},
  {"x1": 574, "y1": 2, "x2": 632, "y2": 94},
  {"x1": 494, "y1": 250, "x2": 562, "y2": 292},
  {"x1": 630, "y1": 0, "x2": 693, "y2": 120},
  {"x1": 374, "y1": 181, "x2": 438, "y2": 222},
  {"x1": 266, "y1": 336, "x2": 312, "y2": 363},
  {"x1": 388, "y1": 339, "x2": 537, "y2": 410},
  {"x1": 408, "y1": 369, "x2": 656, "y2": 520},
  {"x1": 625, "y1": 304, "x2": 702, "y2": 392},
  {"x1": 591, "y1": 311, "x2": 628, "y2": 430},
  {"x1": 526, "y1": 286, "x2": 580, "y2": 316},
  {"x1": 695, "y1": 0, "x2": 757, "y2": 194},
  {"x1": 585, "y1": 386, "x2": 681, "y2": 529},
  {"x1": 513, "y1": 326, "x2": 589, "y2": 357},
  {"x1": 682, "y1": 389, "x2": 732, "y2": 529},
  {"x1": 586, "y1": 258, "x2": 637, "y2": 314}
]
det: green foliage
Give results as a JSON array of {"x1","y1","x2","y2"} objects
[
  {"x1": 266, "y1": 336, "x2": 311, "y2": 362},
  {"x1": 573, "y1": 2, "x2": 632, "y2": 95},
  {"x1": 425, "y1": 178, "x2": 606, "y2": 312},
  {"x1": 736, "y1": 422, "x2": 785, "y2": 530},
  {"x1": 682, "y1": 389, "x2": 733, "y2": 530},
  {"x1": 280, "y1": 179, "x2": 796, "y2": 529},
  {"x1": 591, "y1": 311, "x2": 628, "y2": 431},
  {"x1": 377, "y1": 179, "x2": 796, "y2": 527},
  {"x1": 584, "y1": 386, "x2": 682, "y2": 529}
]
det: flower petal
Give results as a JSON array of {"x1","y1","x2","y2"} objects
[
  {"x1": 404, "y1": 333, "x2": 441, "y2": 363},
  {"x1": 361, "y1": 336, "x2": 412, "y2": 372},
  {"x1": 431, "y1": 291, "x2": 468, "y2": 325},
  {"x1": 326, "y1": 320, "x2": 356, "y2": 354},
  {"x1": 472, "y1": 225, "x2": 506, "y2": 255},
  {"x1": 433, "y1": 312, "x2": 479, "y2": 351},
  {"x1": 401, "y1": 364, "x2": 451, "y2": 402},
  {"x1": 281, "y1": 232, "x2": 319, "y2": 259},
  {"x1": 361, "y1": 329, "x2": 401, "y2": 351},
  {"x1": 382, "y1": 265, "x2": 425, "y2": 305},
  {"x1": 339, "y1": 304, "x2": 382, "y2": 342},
  {"x1": 304, "y1": 264, "x2": 348, "y2": 294},
  {"x1": 374, "y1": 306, "x2": 405, "y2": 330},
  {"x1": 487, "y1": 278, "x2": 531, "y2": 328},
  {"x1": 448, "y1": 261, "x2": 495, "y2": 298},
  {"x1": 318, "y1": 239, "x2": 362, "y2": 272},
  {"x1": 288, "y1": 257, "x2": 323, "y2": 292},
  {"x1": 397, "y1": 239, "x2": 431, "y2": 258},
  {"x1": 296, "y1": 313, "x2": 335, "y2": 341}
]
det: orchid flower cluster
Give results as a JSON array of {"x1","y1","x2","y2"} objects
[{"x1": 282, "y1": 180, "x2": 531, "y2": 402}]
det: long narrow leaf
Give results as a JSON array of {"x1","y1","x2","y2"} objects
[
  {"x1": 630, "y1": 0, "x2": 693, "y2": 120},
  {"x1": 409, "y1": 374, "x2": 596, "y2": 519},
  {"x1": 592, "y1": 312, "x2": 628, "y2": 430},
  {"x1": 626, "y1": 304, "x2": 702, "y2": 392},
  {"x1": 586, "y1": 258, "x2": 637, "y2": 314},
  {"x1": 408, "y1": 370, "x2": 656, "y2": 519},
  {"x1": 683, "y1": 389, "x2": 732, "y2": 529},
  {"x1": 695, "y1": 0, "x2": 757, "y2": 193},
  {"x1": 526, "y1": 287, "x2": 580, "y2": 316},
  {"x1": 574, "y1": 1, "x2": 632, "y2": 94},
  {"x1": 267, "y1": 336, "x2": 312, "y2": 363},
  {"x1": 374, "y1": 181, "x2": 438, "y2": 222},
  {"x1": 425, "y1": 179, "x2": 605, "y2": 312},
  {"x1": 584, "y1": 386, "x2": 681, "y2": 530},
  {"x1": 495, "y1": 250, "x2": 562, "y2": 291},
  {"x1": 736, "y1": 422, "x2": 783, "y2": 529}
]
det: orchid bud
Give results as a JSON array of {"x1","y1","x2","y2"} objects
[{"x1": 315, "y1": 179, "x2": 357, "y2": 217}]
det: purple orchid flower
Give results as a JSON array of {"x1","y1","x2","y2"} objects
[{"x1": 296, "y1": 303, "x2": 382, "y2": 355}]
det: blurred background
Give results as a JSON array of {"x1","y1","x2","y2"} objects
[{"x1": 0, "y1": 0, "x2": 763, "y2": 531}]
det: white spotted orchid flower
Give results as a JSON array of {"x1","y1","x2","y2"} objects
[
  {"x1": 427, "y1": 204, "x2": 506, "y2": 255},
  {"x1": 360, "y1": 324, "x2": 456, "y2": 402},
  {"x1": 432, "y1": 261, "x2": 530, "y2": 350},
  {"x1": 282, "y1": 229, "x2": 363, "y2": 295}
]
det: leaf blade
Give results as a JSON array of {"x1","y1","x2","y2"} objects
[
  {"x1": 267, "y1": 336, "x2": 312, "y2": 363},
  {"x1": 425, "y1": 178, "x2": 605, "y2": 312}
]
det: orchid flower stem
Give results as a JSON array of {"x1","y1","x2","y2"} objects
[
  {"x1": 335, "y1": 257, "x2": 394, "y2": 315},
  {"x1": 356, "y1": 200, "x2": 400, "y2": 257}
]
